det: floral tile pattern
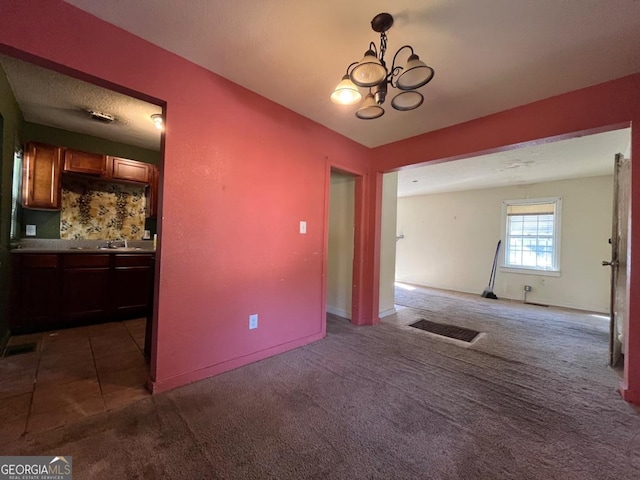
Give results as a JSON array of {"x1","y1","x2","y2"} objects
[{"x1": 60, "y1": 176, "x2": 146, "y2": 240}]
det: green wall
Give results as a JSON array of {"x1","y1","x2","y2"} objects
[
  {"x1": 22, "y1": 122, "x2": 160, "y2": 165},
  {"x1": 21, "y1": 123, "x2": 160, "y2": 238},
  {"x1": 0, "y1": 63, "x2": 24, "y2": 343}
]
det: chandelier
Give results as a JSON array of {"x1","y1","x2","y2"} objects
[{"x1": 331, "y1": 13, "x2": 435, "y2": 120}]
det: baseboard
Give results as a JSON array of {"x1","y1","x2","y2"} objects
[
  {"x1": 620, "y1": 382, "x2": 640, "y2": 405},
  {"x1": 396, "y1": 281, "x2": 607, "y2": 314},
  {"x1": 326, "y1": 306, "x2": 351, "y2": 319},
  {"x1": 0, "y1": 327, "x2": 10, "y2": 352},
  {"x1": 150, "y1": 330, "x2": 325, "y2": 394},
  {"x1": 379, "y1": 307, "x2": 397, "y2": 318}
]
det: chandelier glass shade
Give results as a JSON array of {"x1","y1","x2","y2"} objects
[
  {"x1": 396, "y1": 54, "x2": 434, "y2": 90},
  {"x1": 331, "y1": 13, "x2": 435, "y2": 119},
  {"x1": 330, "y1": 75, "x2": 362, "y2": 105},
  {"x1": 351, "y1": 50, "x2": 387, "y2": 87},
  {"x1": 356, "y1": 93, "x2": 385, "y2": 120}
]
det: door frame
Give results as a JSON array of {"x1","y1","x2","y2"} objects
[{"x1": 323, "y1": 160, "x2": 371, "y2": 327}]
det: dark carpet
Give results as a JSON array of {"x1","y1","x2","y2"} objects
[{"x1": 3, "y1": 286, "x2": 640, "y2": 479}]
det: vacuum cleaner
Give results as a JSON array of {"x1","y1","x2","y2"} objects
[{"x1": 481, "y1": 240, "x2": 501, "y2": 299}]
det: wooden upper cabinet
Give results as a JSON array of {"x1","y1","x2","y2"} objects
[
  {"x1": 22, "y1": 143, "x2": 152, "y2": 211},
  {"x1": 109, "y1": 156, "x2": 150, "y2": 184},
  {"x1": 22, "y1": 142, "x2": 63, "y2": 210},
  {"x1": 64, "y1": 149, "x2": 106, "y2": 176},
  {"x1": 145, "y1": 165, "x2": 159, "y2": 218}
]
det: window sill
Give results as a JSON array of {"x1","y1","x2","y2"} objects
[{"x1": 499, "y1": 266, "x2": 560, "y2": 277}]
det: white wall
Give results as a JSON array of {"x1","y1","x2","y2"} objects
[
  {"x1": 396, "y1": 176, "x2": 613, "y2": 312},
  {"x1": 327, "y1": 172, "x2": 354, "y2": 318},
  {"x1": 379, "y1": 172, "x2": 398, "y2": 317}
]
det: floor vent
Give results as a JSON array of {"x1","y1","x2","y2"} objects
[
  {"x1": 3, "y1": 342, "x2": 38, "y2": 357},
  {"x1": 409, "y1": 319, "x2": 480, "y2": 343}
]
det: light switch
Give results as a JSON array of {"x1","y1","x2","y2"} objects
[
  {"x1": 26, "y1": 225, "x2": 36, "y2": 236},
  {"x1": 299, "y1": 221, "x2": 307, "y2": 234}
]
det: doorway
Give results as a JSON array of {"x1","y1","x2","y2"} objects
[
  {"x1": 0, "y1": 53, "x2": 163, "y2": 438},
  {"x1": 326, "y1": 169, "x2": 356, "y2": 320},
  {"x1": 389, "y1": 128, "x2": 631, "y2": 369}
]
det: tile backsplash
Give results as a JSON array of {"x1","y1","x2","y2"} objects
[{"x1": 60, "y1": 176, "x2": 146, "y2": 240}]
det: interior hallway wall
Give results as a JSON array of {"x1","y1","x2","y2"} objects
[
  {"x1": 379, "y1": 172, "x2": 398, "y2": 317},
  {"x1": 396, "y1": 175, "x2": 613, "y2": 312},
  {"x1": 327, "y1": 172, "x2": 354, "y2": 318},
  {"x1": 0, "y1": 60, "x2": 23, "y2": 345},
  {"x1": 0, "y1": 0, "x2": 372, "y2": 392}
]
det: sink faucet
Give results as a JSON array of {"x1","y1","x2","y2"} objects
[{"x1": 106, "y1": 239, "x2": 128, "y2": 249}]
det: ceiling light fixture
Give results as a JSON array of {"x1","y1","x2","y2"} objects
[
  {"x1": 331, "y1": 12, "x2": 435, "y2": 120},
  {"x1": 88, "y1": 110, "x2": 115, "y2": 123},
  {"x1": 151, "y1": 114, "x2": 164, "y2": 130}
]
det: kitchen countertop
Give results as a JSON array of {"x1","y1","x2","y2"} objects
[
  {"x1": 12, "y1": 248, "x2": 155, "y2": 254},
  {"x1": 11, "y1": 238, "x2": 156, "y2": 254}
]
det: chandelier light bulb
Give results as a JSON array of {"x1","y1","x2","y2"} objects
[{"x1": 331, "y1": 75, "x2": 363, "y2": 105}]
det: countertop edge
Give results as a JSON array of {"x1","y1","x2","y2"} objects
[{"x1": 11, "y1": 249, "x2": 156, "y2": 254}]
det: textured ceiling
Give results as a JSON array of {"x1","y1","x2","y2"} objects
[
  {"x1": 397, "y1": 128, "x2": 631, "y2": 197},
  {"x1": 3, "y1": 2, "x2": 638, "y2": 190},
  {"x1": 0, "y1": 55, "x2": 162, "y2": 151},
  {"x1": 63, "y1": 0, "x2": 640, "y2": 147}
]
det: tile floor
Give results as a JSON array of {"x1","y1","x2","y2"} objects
[{"x1": 0, "y1": 318, "x2": 150, "y2": 444}]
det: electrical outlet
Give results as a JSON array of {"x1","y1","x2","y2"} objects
[
  {"x1": 26, "y1": 225, "x2": 36, "y2": 236},
  {"x1": 524, "y1": 285, "x2": 532, "y2": 292},
  {"x1": 249, "y1": 314, "x2": 258, "y2": 330},
  {"x1": 299, "y1": 221, "x2": 307, "y2": 234}
]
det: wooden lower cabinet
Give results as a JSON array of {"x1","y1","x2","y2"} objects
[
  {"x1": 62, "y1": 254, "x2": 111, "y2": 320},
  {"x1": 112, "y1": 254, "x2": 155, "y2": 314},
  {"x1": 10, "y1": 252, "x2": 154, "y2": 334},
  {"x1": 11, "y1": 254, "x2": 62, "y2": 332}
]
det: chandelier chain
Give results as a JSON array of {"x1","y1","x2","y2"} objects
[{"x1": 379, "y1": 32, "x2": 388, "y2": 65}]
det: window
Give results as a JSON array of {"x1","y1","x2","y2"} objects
[
  {"x1": 10, "y1": 145, "x2": 23, "y2": 241},
  {"x1": 501, "y1": 197, "x2": 561, "y2": 274}
]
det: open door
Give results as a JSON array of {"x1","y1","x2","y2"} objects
[{"x1": 603, "y1": 153, "x2": 629, "y2": 367}]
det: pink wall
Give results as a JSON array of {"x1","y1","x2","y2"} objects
[
  {"x1": 0, "y1": 0, "x2": 372, "y2": 392},
  {"x1": 371, "y1": 75, "x2": 640, "y2": 403}
]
